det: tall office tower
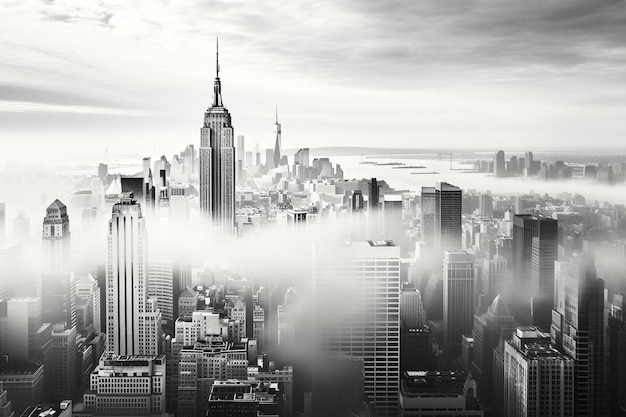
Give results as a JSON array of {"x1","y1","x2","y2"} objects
[
  {"x1": 505, "y1": 327, "x2": 574, "y2": 417},
  {"x1": 399, "y1": 284, "x2": 432, "y2": 372},
  {"x1": 494, "y1": 150, "x2": 506, "y2": 177},
  {"x1": 106, "y1": 195, "x2": 161, "y2": 355},
  {"x1": 199, "y1": 39, "x2": 235, "y2": 233},
  {"x1": 400, "y1": 284, "x2": 426, "y2": 328},
  {"x1": 471, "y1": 295, "x2": 517, "y2": 404},
  {"x1": 273, "y1": 108, "x2": 282, "y2": 167},
  {"x1": 294, "y1": 148, "x2": 310, "y2": 167},
  {"x1": 551, "y1": 255, "x2": 606, "y2": 417},
  {"x1": 75, "y1": 273, "x2": 101, "y2": 333},
  {"x1": 0, "y1": 381, "x2": 14, "y2": 417},
  {"x1": 420, "y1": 187, "x2": 436, "y2": 246},
  {"x1": 524, "y1": 151, "x2": 534, "y2": 176},
  {"x1": 148, "y1": 260, "x2": 180, "y2": 328},
  {"x1": 42, "y1": 199, "x2": 71, "y2": 273},
  {"x1": 529, "y1": 221, "x2": 558, "y2": 330},
  {"x1": 81, "y1": 354, "x2": 166, "y2": 415},
  {"x1": 313, "y1": 240, "x2": 400, "y2": 417},
  {"x1": 142, "y1": 157, "x2": 151, "y2": 182},
  {"x1": 480, "y1": 255, "x2": 508, "y2": 305},
  {"x1": 50, "y1": 324, "x2": 78, "y2": 401},
  {"x1": 265, "y1": 148, "x2": 275, "y2": 169},
  {"x1": 608, "y1": 294, "x2": 626, "y2": 415},
  {"x1": 435, "y1": 182, "x2": 462, "y2": 253},
  {"x1": 97, "y1": 163, "x2": 108, "y2": 181},
  {"x1": 0, "y1": 203, "x2": 5, "y2": 243},
  {"x1": 254, "y1": 142, "x2": 261, "y2": 166},
  {"x1": 443, "y1": 251, "x2": 475, "y2": 350},
  {"x1": 41, "y1": 272, "x2": 76, "y2": 329},
  {"x1": 350, "y1": 190, "x2": 365, "y2": 213},
  {"x1": 479, "y1": 194, "x2": 493, "y2": 218},
  {"x1": 368, "y1": 178, "x2": 380, "y2": 212},
  {"x1": 512, "y1": 215, "x2": 558, "y2": 326},
  {"x1": 236, "y1": 135, "x2": 245, "y2": 167}
]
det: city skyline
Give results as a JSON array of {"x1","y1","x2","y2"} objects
[{"x1": 2, "y1": 2, "x2": 626, "y2": 416}]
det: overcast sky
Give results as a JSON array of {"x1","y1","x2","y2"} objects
[{"x1": 1, "y1": 0, "x2": 626, "y2": 162}]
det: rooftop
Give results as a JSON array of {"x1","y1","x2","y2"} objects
[{"x1": 401, "y1": 371, "x2": 467, "y2": 398}]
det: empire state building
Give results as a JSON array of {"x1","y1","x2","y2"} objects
[{"x1": 200, "y1": 39, "x2": 235, "y2": 233}]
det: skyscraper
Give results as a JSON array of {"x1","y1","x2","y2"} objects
[
  {"x1": 42, "y1": 200, "x2": 70, "y2": 274},
  {"x1": 494, "y1": 150, "x2": 506, "y2": 177},
  {"x1": 106, "y1": 195, "x2": 161, "y2": 355},
  {"x1": 504, "y1": 327, "x2": 574, "y2": 417},
  {"x1": 368, "y1": 178, "x2": 380, "y2": 211},
  {"x1": 420, "y1": 186, "x2": 436, "y2": 246},
  {"x1": 199, "y1": 39, "x2": 235, "y2": 233},
  {"x1": 512, "y1": 214, "x2": 558, "y2": 326},
  {"x1": 273, "y1": 107, "x2": 282, "y2": 167},
  {"x1": 471, "y1": 295, "x2": 517, "y2": 403},
  {"x1": 313, "y1": 240, "x2": 400, "y2": 416},
  {"x1": 443, "y1": 251, "x2": 475, "y2": 349},
  {"x1": 479, "y1": 194, "x2": 493, "y2": 218},
  {"x1": 435, "y1": 182, "x2": 462, "y2": 252},
  {"x1": 551, "y1": 255, "x2": 606, "y2": 417}
]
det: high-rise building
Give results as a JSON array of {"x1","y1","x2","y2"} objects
[
  {"x1": 420, "y1": 187, "x2": 436, "y2": 246},
  {"x1": 273, "y1": 107, "x2": 282, "y2": 167},
  {"x1": 443, "y1": 251, "x2": 475, "y2": 349},
  {"x1": 350, "y1": 190, "x2": 365, "y2": 213},
  {"x1": 75, "y1": 273, "x2": 101, "y2": 334},
  {"x1": 551, "y1": 255, "x2": 605, "y2": 417},
  {"x1": 236, "y1": 135, "x2": 245, "y2": 167},
  {"x1": 471, "y1": 295, "x2": 517, "y2": 403},
  {"x1": 435, "y1": 182, "x2": 462, "y2": 252},
  {"x1": 41, "y1": 272, "x2": 76, "y2": 329},
  {"x1": 50, "y1": 324, "x2": 78, "y2": 401},
  {"x1": 399, "y1": 284, "x2": 431, "y2": 373},
  {"x1": 368, "y1": 178, "x2": 380, "y2": 212},
  {"x1": 106, "y1": 195, "x2": 161, "y2": 356},
  {"x1": 504, "y1": 327, "x2": 574, "y2": 417},
  {"x1": 494, "y1": 150, "x2": 506, "y2": 177},
  {"x1": 479, "y1": 194, "x2": 493, "y2": 218},
  {"x1": 148, "y1": 261, "x2": 174, "y2": 327},
  {"x1": 41, "y1": 199, "x2": 70, "y2": 274},
  {"x1": 313, "y1": 240, "x2": 400, "y2": 417},
  {"x1": 607, "y1": 294, "x2": 626, "y2": 416},
  {"x1": 199, "y1": 39, "x2": 235, "y2": 233},
  {"x1": 512, "y1": 215, "x2": 558, "y2": 326},
  {"x1": 294, "y1": 148, "x2": 310, "y2": 167}
]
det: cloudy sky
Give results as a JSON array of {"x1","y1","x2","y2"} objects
[{"x1": 1, "y1": 0, "x2": 626, "y2": 161}]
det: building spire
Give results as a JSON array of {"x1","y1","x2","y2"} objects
[
  {"x1": 275, "y1": 105, "x2": 278, "y2": 124},
  {"x1": 212, "y1": 37, "x2": 223, "y2": 107},
  {"x1": 216, "y1": 37, "x2": 220, "y2": 79}
]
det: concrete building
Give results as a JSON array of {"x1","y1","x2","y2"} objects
[
  {"x1": 199, "y1": 40, "x2": 235, "y2": 234},
  {"x1": 504, "y1": 327, "x2": 573, "y2": 417},
  {"x1": 50, "y1": 324, "x2": 78, "y2": 402},
  {"x1": 41, "y1": 200, "x2": 70, "y2": 274},
  {"x1": 443, "y1": 251, "x2": 475, "y2": 350},
  {"x1": 435, "y1": 183, "x2": 462, "y2": 252},
  {"x1": 106, "y1": 195, "x2": 161, "y2": 356},
  {"x1": 550, "y1": 255, "x2": 605, "y2": 417},
  {"x1": 313, "y1": 240, "x2": 400, "y2": 416},
  {"x1": 76, "y1": 354, "x2": 166, "y2": 416}
]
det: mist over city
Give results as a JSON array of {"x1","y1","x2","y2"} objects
[{"x1": 2, "y1": 1, "x2": 626, "y2": 417}]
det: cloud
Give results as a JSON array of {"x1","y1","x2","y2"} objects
[{"x1": 0, "y1": 100, "x2": 150, "y2": 116}]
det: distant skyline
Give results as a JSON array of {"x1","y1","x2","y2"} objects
[{"x1": 2, "y1": 0, "x2": 626, "y2": 161}]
